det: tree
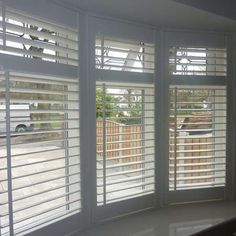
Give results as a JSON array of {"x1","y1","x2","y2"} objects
[
  {"x1": 96, "y1": 88, "x2": 119, "y2": 118},
  {"x1": 120, "y1": 89, "x2": 142, "y2": 125}
]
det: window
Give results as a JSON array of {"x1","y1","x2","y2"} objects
[
  {"x1": 169, "y1": 47, "x2": 227, "y2": 76},
  {"x1": 0, "y1": 10, "x2": 232, "y2": 235},
  {"x1": 0, "y1": 72, "x2": 80, "y2": 235},
  {"x1": 96, "y1": 83, "x2": 155, "y2": 205},
  {"x1": 96, "y1": 36, "x2": 155, "y2": 73},
  {"x1": 0, "y1": 7, "x2": 78, "y2": 65}
]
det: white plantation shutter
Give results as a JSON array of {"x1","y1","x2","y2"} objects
[
  {"x1": 165, "y1": 32, "x2": 228, "y2": 203},
  {"x1": 0, "y1": 72, "x2": 80, "y2": 235},
  {"x1": 96, "y1": 36, "x2": 155, "y2": 73},
  {"x1": 169, "y1": 87, "x2": 226, "y2": 191},
  {"x1": 169, "y1": 47, "x2": 227, "y2": 76},
  {"x1": 94, "y1": 23, "x2": 156, "y2": 219},
  {"x1": 96, "y1": 83, "x2": 155, "y2": 205},
  {"x1": 0, "y1": 7, "x2": 78, "y2": 66}
]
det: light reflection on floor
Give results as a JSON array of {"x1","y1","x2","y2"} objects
[
  {"x1": 77, "y1": 201, "x2": 236, "y2": 236},
  {"x1": 169, "y1": 218, "x2": 223, "y2": 236}
]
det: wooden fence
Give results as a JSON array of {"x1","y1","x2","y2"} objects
[
  {"x1": 169, "y1": 131, "x2": 214, "y2": 186},
  {"x1": 97, "y1": 119, "x2": 143, "y2": 169},
  {"x1": 97, "y1": 119, "x2": 218, "y2": 186}
]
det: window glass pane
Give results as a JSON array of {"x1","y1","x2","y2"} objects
[
  {"x1": 0, "y1": 72, "x2": 80, "y2": 235},
  {"x1": 169, "y1": 47, "x2": 227, "y2": 76},
  {"x1": 96, "y1": 36, "x2": 155, "y2": 73},
  {"x1": 169, "y1": 87, "x2": 226, "y2": 190},
  {"x1": 96, "y1": 84, "x2": 155, "y2": 205},
  {"x1": 0, "y1": 8, "x2": 78, "y2": 66}
]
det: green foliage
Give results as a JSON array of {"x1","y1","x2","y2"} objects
[
  {"x1": 96, "y1": 88, "x2": 119, "y2": 118},
  {"x1": 96, "y1": 88, "x2": 143, "y2": 125},
  {"x1": 169, "y1": 89, "x2": 211, "y2": 115},
  {"x1": 118, "y1": 89, "x2": 142, "y2": 125}
]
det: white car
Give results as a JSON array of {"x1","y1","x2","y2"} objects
[{"x1": 0, "y1": 104, "x2": 33, "y2": 133}]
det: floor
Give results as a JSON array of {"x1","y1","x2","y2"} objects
[{"x1": 77, "y1": 201, "x2": 236, "y2": 236}]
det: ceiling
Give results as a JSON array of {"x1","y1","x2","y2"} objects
[
  {"x1": 175, "y1": 0, "x2": 236, "y2": 22},
  {"x1": 53, "y1": 0, "x2": 236, "y2": 30}
]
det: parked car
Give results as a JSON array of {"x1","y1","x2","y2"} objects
[{"x1": 0, "y1": 104, "x2": 33, "y2": 133}]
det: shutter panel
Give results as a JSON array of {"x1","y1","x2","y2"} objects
[
  {"x1": 0, "y1": 72, "x2": 80, "y2": 235},
  {"x1": 0, "y1": 7, "x2": 78, "y2": 66},
  {"x1": 169, "y1": 87, "x2": 226, "y2": 191},
  {"x1": 96, "y1": 36, "x2": 155, "y2": 73},
  {"x1": 96, "y1": 83, "x2": 155, "y2": 205},
  {"x1": 169, "y1": 47, "x2": 227, "y2": 76}
]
